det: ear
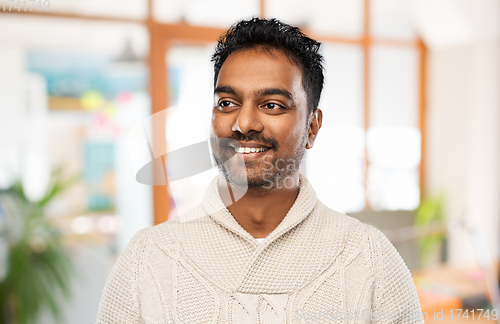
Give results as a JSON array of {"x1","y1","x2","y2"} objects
[{"x1": 306, "y1": 109, "x2": 322, "y2": 149}]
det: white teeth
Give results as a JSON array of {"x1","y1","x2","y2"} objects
[{"x1": 235, "y1": 147, "x2": 268, "y2": 154}]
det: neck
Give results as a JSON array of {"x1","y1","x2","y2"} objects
[{"x1": 218, "y1": 173, "x2": 300, "y2": 239}]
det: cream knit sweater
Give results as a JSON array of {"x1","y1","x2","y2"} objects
[{"x1": 96, "y1": 175, "x2": 423, "y2": 323}]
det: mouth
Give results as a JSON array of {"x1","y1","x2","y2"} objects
[
  {"x1": 228, "y1": 142, "x2": 273, "y2": 159},
  {"x1": 233, "y1": 146, "x2": 270, "y2": 154}
]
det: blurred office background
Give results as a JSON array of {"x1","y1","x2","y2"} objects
[{"x1": 0, "y1": 0, "x2": 499, "y2": 323}]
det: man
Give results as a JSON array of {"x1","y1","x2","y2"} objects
[{"x1": 97, "y1": 18, "x2": 423, "y2": 323}]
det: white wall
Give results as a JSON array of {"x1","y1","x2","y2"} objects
[
  {"x1": 414, "y1": 0, "x2": 500, "y2": 266},
  {"x1": 426, "y1": 41, "x2": 500, "y2": 265}
]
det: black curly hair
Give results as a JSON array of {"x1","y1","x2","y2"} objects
[{"x1": 211, "y1": 18, "x2": 324, "y2": 114}]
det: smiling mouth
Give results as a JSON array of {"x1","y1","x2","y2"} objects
[{"x1": 232, "y1": 146, "x2": 270, "y2": 154}]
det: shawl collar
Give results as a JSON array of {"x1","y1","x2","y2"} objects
[{"x1": 202, "y1": 173, "x2": 318, "y2": 244}]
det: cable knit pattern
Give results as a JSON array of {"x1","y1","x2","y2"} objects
[{"x1": 96, "y1": 174, "x2": 423, "y2": 323}]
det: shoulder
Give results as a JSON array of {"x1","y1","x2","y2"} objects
[
  {"x1": 153, "y1": 203, "x2": 209, "y2": 239},
  {"x1": 139, "y1": 204, "x2": 211, "y2": 257},
  {"x1": 116, "y1": 227, "x2": 157, "y2": 269},
  {"x1": 314, "y1": 201, "x2": 397, "y2": 267},
  {"x1": 122, "y1": 226, "x2": 155, "y2": 255},
  {"x1": 113, "y1": 213, "x2": 201, "y2": 273},
  {"x1": 314, "y1": 200, "x2": 375, "y2": 242}
]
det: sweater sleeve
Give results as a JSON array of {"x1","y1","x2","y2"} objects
[
  {"x1": 96, "y1": 228, "x2": 149, "y2": 324},
  {"x1": 369, "y1": 226, "x2": 424, "y2": 323}
]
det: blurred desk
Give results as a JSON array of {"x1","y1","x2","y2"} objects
[{"x1": 413, "y1": 264, "x2": 498, "y2": 323}]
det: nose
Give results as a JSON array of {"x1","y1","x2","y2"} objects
[{"x1": 231, "y1": 103, "x2": 263, "y2": 135}]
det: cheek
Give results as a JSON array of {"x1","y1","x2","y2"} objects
[
  {"x1": 271, "y1": 117, "x2": 308, "y2": 150},
  {"x1": 286, "y1": 126, "x2": 307, "y2": 149},
  {"x1": 211, "y1": 113, "x2": 232, "y2": 137}
]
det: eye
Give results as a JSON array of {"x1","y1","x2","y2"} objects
[
  {"x1": 219, "y1": 100, "x2": 232, "y2": 107},
  {"x1": 262, "y1": 102, "x2": 286, "y2": 111},
  {"x1": 216, "y1": 100, "x2": 239, "y2": 111}
]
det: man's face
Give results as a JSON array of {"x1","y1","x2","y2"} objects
[{"x1": 210, "y1": 48, "x2": 314, "y2": 190}]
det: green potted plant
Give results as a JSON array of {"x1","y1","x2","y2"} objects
[
  {"x1": 414, "y1": 193, "x2": 446, "y2": 268},
  {"x1": 0, "y1": 167, "x2": 79, "y2": 324}
]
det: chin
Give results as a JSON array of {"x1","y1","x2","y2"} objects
[{"x1": 220, "y1": 168, "x2": 266, "y2": 188}]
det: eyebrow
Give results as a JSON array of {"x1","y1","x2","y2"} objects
[
  {"x1": 214, "y1": 85, "x2": 236, "y2": 95},
  {"x1": 256, "y1": 88, "x2": 294, "y2": 102},
  {"x1": 214, "y1": 86, "x2": 295, "y2": 104}
]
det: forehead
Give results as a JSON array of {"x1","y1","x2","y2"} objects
[{"x1": 216, "y1": 48, "x2": 305, "y2": 95}]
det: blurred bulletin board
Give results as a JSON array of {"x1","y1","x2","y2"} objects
[
  {"x1": 83, "y1": 142, "x2": 115, "y2": 212},
  {"x1": 27, "y1": 50, "x2": 147, "y2": 110}
]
